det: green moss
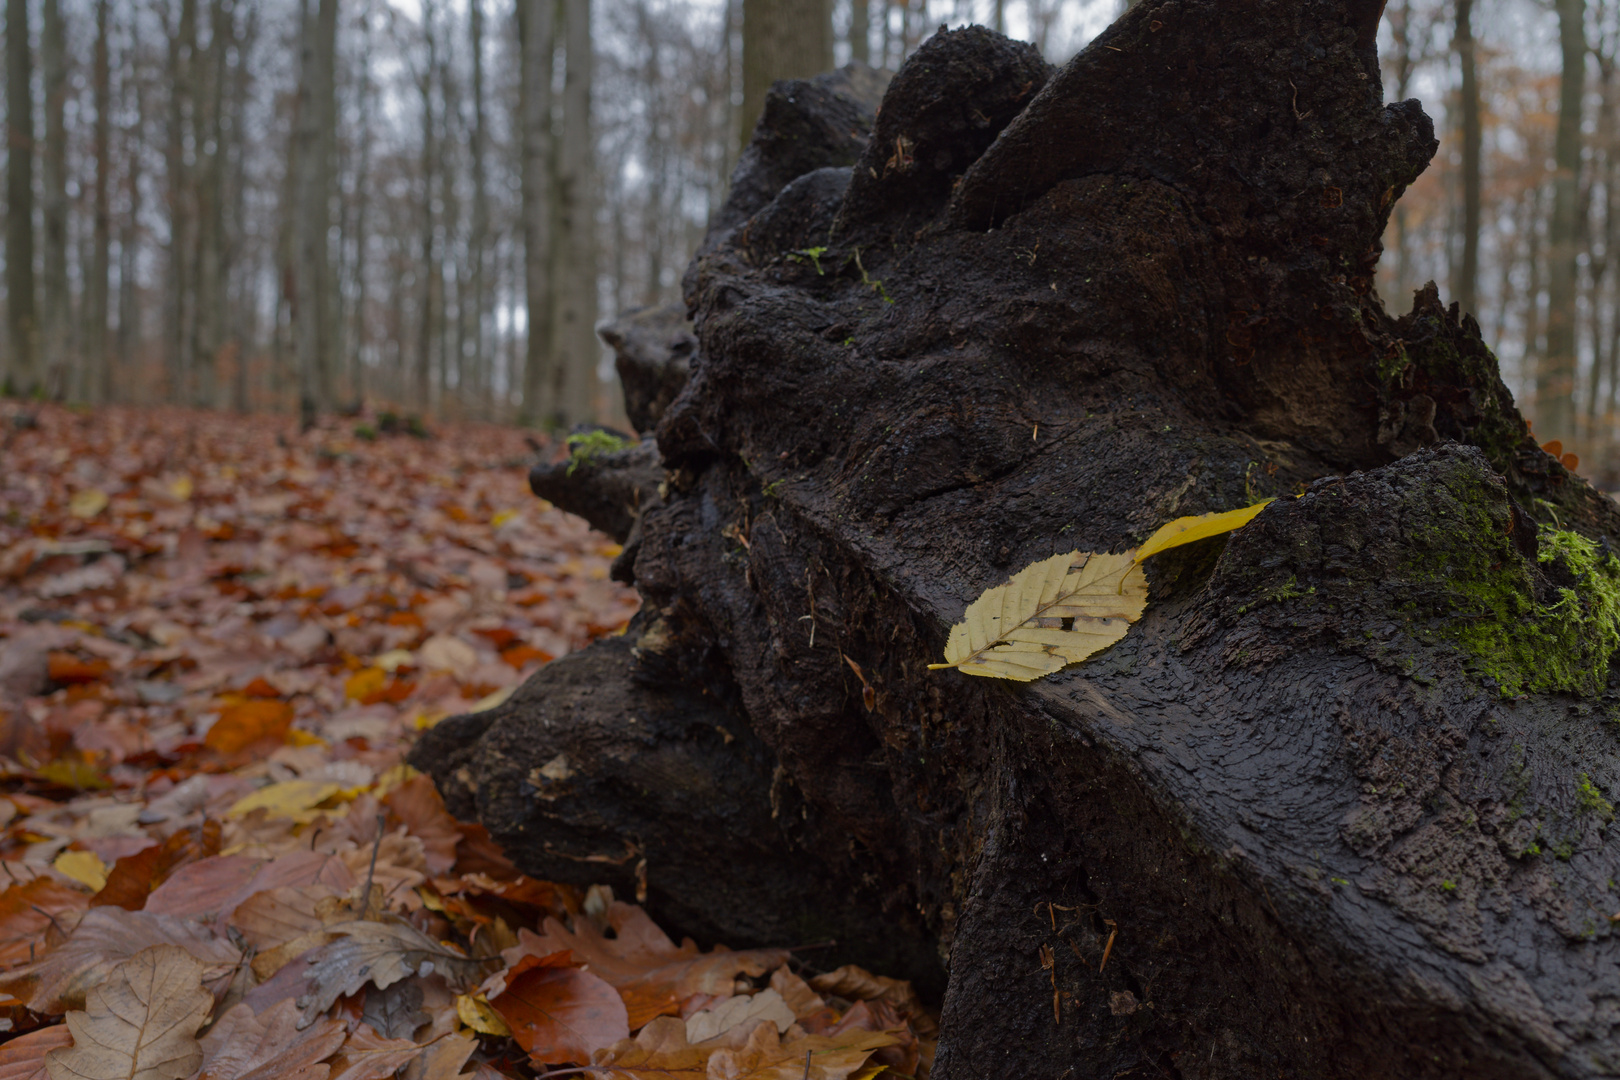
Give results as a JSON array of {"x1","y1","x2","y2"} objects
[
  {"x1": 1577, "y1": 773, "x2": 1616, "y2": 820},
  {"x1": 1419, "y1": 524, "x2": 1620, "y2": 698},
  {"x1": 565, "y1": 430, "x2": 634, "y2": 475},
  {"x1": 1377, "y1": 341, "x2": 1411, "y2": 384}
]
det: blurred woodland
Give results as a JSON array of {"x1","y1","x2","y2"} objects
[{"x1": 3, "y1": 0, "x2": 1620, "y2": 473}]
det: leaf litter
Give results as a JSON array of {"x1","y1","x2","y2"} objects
[{"x1": 0, "y1": 405, "x2": 935, "y2": 1079}]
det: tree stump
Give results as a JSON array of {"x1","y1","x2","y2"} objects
[{"x1": 413, "y1": 3, "x2": 1620, "y2": 1075}]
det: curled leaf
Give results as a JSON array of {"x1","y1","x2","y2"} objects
[{"x1": 1131, "y1": 501, "x2": 1274, "y2": 566}]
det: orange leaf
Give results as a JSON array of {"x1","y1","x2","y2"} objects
[
  {"x1": 344, "y1": 667, "x2": 388, "y2": 704},
  {"x1": 0, "y1": 1024, "x2": 74, "y2": 1080},
  {"x1": 385, "y1": 611, "x2": 424, "y2": 629},
  {"x1": 206, "y1": 699, "x2": 295, "y2": 754},
  {"x1": 500, "y1": 644, "x2": 552, "y2": 670},
  {"x1": 474, "y1": 627, "x2": 519, "y2": 650},
  {"x1": 239, "y1": 676, "x2": 283, "y2": 699},
  {"x1": 46, "y1": 653, "x2": 110, "y2": 686},
  {"x1": 382, "y1": 775, "x2": 463, "y2": 876},
  {"x1": 92, "y1": 820, "x2": 223, "y2": 911},
  {"x1": 490, "y1": 963, "x2": 629, "y2": 1065}
]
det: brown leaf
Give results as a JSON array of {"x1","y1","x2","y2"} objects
[
  {"x1": 91, "y1": 821, "x2": 222, "y2": 911},
  {"x1": 381, "y1": 777, "x2": 461, "y2": 876},
  {"x1": 324, "y1": 1024, "x2": 424, "y2": 1080},
  {"x1": 296, "y1": 918, "x2": 487, "y2": 1028},
  {"x1": 43, "y1": 944, "x2": 214, "y2": 1080},
  {"x1": 197, "y1": 1000, "x2": 345, "y2": 1080},
  {"x1": 0, "y1": 1026, "x2": 74, "y2": 1080},
  {"x1": 399, "y1": 1033, "x2": 476, "y2": 1080},
  {"x1": 233, "y1": 886, "x2": 351, "y2": 981},
  {"x1": 508, "y1": 902, "x2": 787, "y2": 1029},
  {"x1": 3, "y1": 907, "x2": 241, "y2": 1015},
  {"x1": 359, "y1": 979, "x2": 429, "y2": 1041},
  {"x1": 489, "y1": 963, "x2": 629, "y2": 1066},
  {"x1": 205, "y1": 700, "x2": 295, "y2": 755},
  {"x1": 807, "y1": 964, "x2": 936, "y2": 1037},
  {"x1": 590, "y1": 1015, "x2": 902, "y2": 1080},
  {"x1": 0, "y1": 877, "x2": 91, "y2": 972}
]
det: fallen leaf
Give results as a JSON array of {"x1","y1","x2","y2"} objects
[
  {"x1": 684, "y1": 988, "x2": 796, "y2": 1044},
  {"x1": 227, "y1": 782, "x2": 343, "y2": 824},
  {"x1": 0, "y1": 877, "x2": 92, "y2": 970},
  {"x1": 297, "y1": 918, "x2": 487, "y2": 1028},
  {"x1": 53, "y1": 851, "x2": 109, "y2": 893},
  {"x1": 417, "y1": 636, "x2": 478, "y2": 677},
  {"x1": 206, "y1": 700, "x2": 295, "y2": 755},
  {"x1": 929, "y1": 550, "x2": 1147, "y2": 680},
  {"x1": 1131, "y1": 501, "x2": 1275, "y2": 565},
  {"x1": 490, "y1": 963, "x2": 629, "y2": 1065},
  {"x1": 92, "y1": 821, "x2": 223, "y2": 911},
  {"x1": 807, "y1": 965, "x2": 936, "y2": 1038},
  {"x1": 43, "y1": 944, "x2": 213, "y2": 1080},
  {"x1": 325, "y1": 1023, "x2": 424, "y2": 1080},
  {"x1": 360, "y1": 979, "x2": 429, "y2": 1040},
  {"x1": 454, "y1": 993, "x2": 511, "y2": 1036},
  {"x1": 3, "y1": 906, "x2": 242, "y2": 1014},
  {"x1": 591, "y1": 1015, "x2": 901, "y2": 1080},
  {"x1": 400, "y1": 1033, "x2": 476, "y2": 1080},
  {"x1": 381, "y1": 777, "x2": 462, "y2": 876},
  {"x1": 67, "y1": 490, "x2": 109, "y2": 520},
  {"x1": 0, "y1": 1027, "x2": 74, "y2": 1080},
  {"x1": 197, "y1": 1000, "x2": 345, "y2": 1080},
  {"x1": 45, "y1": 655, "x2": 110, "y2": 686}
]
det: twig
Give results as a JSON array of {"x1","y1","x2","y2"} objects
[
  {"x1": 362, "y1": 811, "x2": 385, "y2": 916},
  {"x1": 803, "y1": 1049, "x2": 812, "y2": 1080}
]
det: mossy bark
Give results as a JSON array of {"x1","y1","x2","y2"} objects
[{"x1": 414, "y1": 4, "x2": 1620, "y2": 1076}]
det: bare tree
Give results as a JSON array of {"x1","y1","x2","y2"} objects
[
  {"x1": 5, "y1": 0, "x2": 38, "y2": 395},
  {"x1": 551, "y1": 0, "x2": 599, "y2": 425},
  {"x1": 87, "y1": 0, "x2": 112, "y2": 404},
  {"x1": 1540, "y1": 0, "x2": 1587, "y2": 443},
  {"x1": 1454, "y1": 0, "x2": 1481, "y2": 318},
  {"x1": 518, "y1": 0, "x2": 554, "y2": 425},
  {"x1": 468, "y1": 0, "x2": 489, "y2": 413},
  {"x1": 292, "y1": 0, "x2": 340, "y2": 427},
  {"x1": 738, "y1": 0, "x2": 832, "y2": 150},
  {"x1": 40, "y1": 0, "x2": 68, "y2": 397}
]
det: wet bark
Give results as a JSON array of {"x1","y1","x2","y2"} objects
[{"x1": 415, "y1": 5, "x2": 1620, "y2": 1076}]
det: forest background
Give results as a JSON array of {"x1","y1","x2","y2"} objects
[{"x1": 1, "y1": 0, "x2": 1614, "y2": 475}]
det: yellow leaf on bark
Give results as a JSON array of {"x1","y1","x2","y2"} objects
[{"x1": 1131, "y1": 501, "x2": 1275, "y2": 566}]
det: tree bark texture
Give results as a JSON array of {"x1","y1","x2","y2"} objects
[
  {"x1": 5, "y1": 0, "x2": 37, "y2": 395},
  {"x1": 738, "y1": 0, "x2": 834, "y2": 153},
  {"x1": 1456, "y1": 0, "x2": 1481, "y2": 322},
  {"x1": 88, "y1": 0, "x2": 112, "y2": 405},
  {"x1": 416, "y1": 5, "x2": 1620, "y2": 1076},
  {"x1": 40, "y1": 0, "x2": 67, "y2": 399},
  {"x1": 549, "y1": 0, "x2": 599, "y2": 427},
  {"x1": 518, "y1": 0, "x2": 554, "y2": 426}
]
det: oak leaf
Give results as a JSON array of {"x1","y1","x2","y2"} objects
[
  {"x1": 43, "y1": 944, "x2": 213, "y2": 1080},
  {"x1": 296, "y1": 918, "x2": 487, "y2": 1028},
  {"x1": 197, "y1": 1001, "x2": 345, "y2": 1080}
]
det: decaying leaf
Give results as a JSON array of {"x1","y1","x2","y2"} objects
[
  {"x1": 296, "y1": 918, "x2": 487, "y2": 1028},
  {"x1": 490, "y1": 963, "x2": 630, "y2": 1066},
  {"x1": 197, "y1": 1000, "x2": 345, "y2": 1080},
  {"x1": 44, "y1": 944, "x2": 213, "y2": 1080},
  {"x1": 932, "y1": 505, "x2": 1280, "y2": 682},
  {"x1": 0, "y1": 877, "x2": 91, "y2": 969},
  {"x1": 684, "y1": 988, "x2": 796, "y2": 1044},
  {"x1": 929, "y1": 551, "x2": 1147, "y2": 680},
  {"x1": 399, "y1": 1033, "x2": 476, "y2": 1080},
  {"x1": 591, "y1": 1015, "x2": 902, "y2": 1080},
  {"x1": 324, "y1": 1023, "x2": 424, "y2": 1080}
]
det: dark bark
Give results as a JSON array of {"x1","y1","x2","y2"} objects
[{"x1": 414, "y1": 5, "x2": 1620, "y2": 1076}]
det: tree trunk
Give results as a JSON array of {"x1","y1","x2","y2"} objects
[
  {"x1": 417, "y1": 0, "x2": 438, "y2": 414},
  {"x1": 468, "y1": 0, "x2": 488, "y2": 415},
  {"x1": 850, "y1": 0, "x2": 869, "y2": 64},
  {"x1": 1541, "y1": 0, "x2": 1587, "y2": 445},
  {"x1": 548, "y1": 0, "x2": 597, "y2": 426},
  {"x1": 738, "y1": 0, "x2": 833, "y2": 151},
  {"x1": 40, "y1": 0, "x2": 67, "y2": 399},
  {"x1": 416, "y1": 6, "x2": 1620, "y2": 1077},
  {"x1": 1455, "y1": 0, "x2": 1481, "y2": 321},
  {"x1": 517, "y1": 0, "x2": 554, "y2": 426},
  {"x1": 88, "y1": 0, "x2": 111, "y2": 405},
  {"x1": 5, "y1": 0, "x2": 38, "y2": 396},
  {"x1": 292, "y1": 0, "x2": 337, "y2": 428}
]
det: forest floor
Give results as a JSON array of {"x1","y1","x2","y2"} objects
[{"x1": 0, "y1": 403, "x2": 932, "y2": 1080}]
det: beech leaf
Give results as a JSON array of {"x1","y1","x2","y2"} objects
[
  {"x1": 197, "y1": 1001, "x2": 345, "y2": 1080},
  {"x1": 1130, "y1": 501, "x2": 1275, "y2": 565},
  {"x1": 490, "y1": 964, "x2": 630, "y2": 1065},
  {"x1": 929, "y1": 551, "x2": 1148, "y2": 681},
  {"x1": 43, "y1": 944, "x2": 213, "y2": 1080},
  {"x1": 0, "y1": 1027, "x2": 74, "y2": 1080},
  {"x1": 296, "y1": 919, "x2": 487, "y2": 1028},
  {"x1": 591, "y1": 1015, "x2": 901, "y2": 1080}
]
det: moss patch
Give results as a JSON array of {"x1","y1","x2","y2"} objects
[
  {"x1": 565, "y1": 430, "x2": 635, "y2": 475},
  {"x1": 1420, "y1": 524, "x2": 1620, "y2": 698}
]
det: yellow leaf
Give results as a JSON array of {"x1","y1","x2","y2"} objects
[
  {"x1": 344, "y1": 667, "x2": 388, "y2": 703},
  {"x1": 491, "y1": 509, "x2": 520, "y2": 528},
  {"x1": 456, "y1": 993, "x2": 513, "y2": 1037},
  {"x1": 44, "y1": 944, "x2": 213, "y2": 1080},
  {"x1": 54, "y1": 850, "x2": 109, "y2": 892},
  {"x1": 167, "y1": 475, "x2": 194, "y2": 501},
  {"x1": 373, "y1": 649, "x2": 415, "y2": 673},
  {"x1": 287, "y1": 729, "x2": 327, "y2": 748},
  {"x1": 1132, "y1": 501, "x2": 1275, "y2": 566},
  {"x1": 68, "y1": 489, "x2": 109, "y2": 520},
  {"x1": 373, "y1": 763, "x2": 420, "y2": 797},
  {"x1": 37, "y1": 759, "x2": 111, "y2": 791},
  {"x1": 930, "y1": 551, "x2": 1148, "y2": 681},
  {"x1": 226, "y1": 780, "x2": 343, "y2": 823}
]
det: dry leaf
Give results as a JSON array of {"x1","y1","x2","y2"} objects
[
  {"x1": 930, "y1": 550, "x2": 1148, "y2": 680},
  {"x1": 591, "y1": 1015, "x2": 901, "y2": 1080},
  {"x1": 490, "y1": 963, "x2": 629, "y2": 1065},
  {"x1": 44, "y1": 944, "x2": 213, "y2": 1080},
  {"x1": 296, "y1": 918, "x2": 486, "y2": 1028},
  {"x1": 381, "y1": 777, "x2": 462, "y2": 877},
  {"x1": 1130, "y1": 501, "x2": 1275, "y2": 565},
  {"x1": 454, "y1": 994, "x2": 511, "y2": 1036},
  {"x1": 360, "y1": 979, "x2": 430, "y2": 1040},
  {"x1": 684, "y1": 988, "x2": 796, "y2": 1044},
  {"x1": 67, "y1": 490, "x2": 109, "y2": 521},
  {"x1": 0, "y1": 1026, "x2": 74, "y2": 1080},
  {"x1": 324, "y1": 1024, "x2": 424, "y2": 1080},
  {"x1": 227, "y1": 782, "x2": 344, "y2": 824},
  {"x1": 399, "y1": 1033, "x2": 476, "y2": 1080},
  {"x1": 52, "y1": 852, "x2": 109, "y2": 893},
  {"x1": 91, "y1": 821, "x2": 222, "y2": 912},
  {"x1": 807, "y1": 965, "x2": 935, "y2": 1038},
  {"x1": 205, "y1": 701, "x2": 295, "y2": 755},
  {"x1": 197, "y1": 1000, "x2": 345, "y2": 1080},
  {"x1": 0, "y1": 877, "x2": 92, "y2": 970},
  {"x1": 3, "y1": 906, "x2": 241, "y2": 1015}
]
